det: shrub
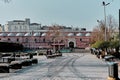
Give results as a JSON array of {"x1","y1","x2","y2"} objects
[
  {"x1": 91, "y1": 41, "x2": 110, "y2": 49},
  {"x1": 0, "y1": 42, "x2": 23, "y2": 52}
]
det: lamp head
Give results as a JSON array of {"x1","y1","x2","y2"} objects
[{"x1": 102, "y1": 1, "x2": 105, "y2": 6}]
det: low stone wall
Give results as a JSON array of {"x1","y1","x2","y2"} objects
[
  {"x1": 0, "y1": 63, "x2": 9, "y2": 73},
  {"x1": 0, "y1": 57, "x2": 38, "y2": 73},
  {"x1": 73, "y1": 49, "x2": 90, "y2": 53}
]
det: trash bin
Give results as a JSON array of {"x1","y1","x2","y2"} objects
[{"x1": 108, "y1": 62, "x2": 118, "y2": 79}]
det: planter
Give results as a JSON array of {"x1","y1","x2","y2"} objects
[
  {"x1": 0, "y1": 63, "x2": 9, "y2": 73},
  {"x1": 9, "y1": 61, "x2": 22, "y2": 69}
]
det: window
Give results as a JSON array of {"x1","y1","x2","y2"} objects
[
  {"x1": 15, "y1": 26, "x2": 17, "y2": 29},
  {"x1": 16, "y1": 38, "x2": 19, "y2": 42},
  {"x1": 80, "y1": 38, "x2": 82, "y2": 41},
  {"x1": 43, "y1": 38, "x2": 45, "y2": 42},
  {"x1": 8, "y1": 38, "x2": 11, "y2": 41},
  {"x1": 20, "y1": 26, "x2": 22, "y2": 29},
  {"x1": 34, "y1": 39, "x2": 37, "y2": 43}
]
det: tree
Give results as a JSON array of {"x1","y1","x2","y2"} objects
[
  {"x1": 0, "y1": 42, "x2": 23, "y2": 52},
  {"x1": 46, "y1": 24, "x2": 65, "y2": 52},
  {"x1": 91, "y1": 22, "x2": 105, "y2": 43},
  {"x1": 91, "y1": 15, "x2": 119, "y2": 55},
  {"x1": 107, "y1": 15, "x2": 118, "y2": 41},
  {"x1": 91, "y1": 41, "x2": 110, "y2": 49},
  {"x1": 91, "y1": 15, "x2": 118, "y2": 44}
]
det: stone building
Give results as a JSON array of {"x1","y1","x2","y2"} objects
[
  {"x1": 4, "y1": 18, "x2": 41, "y2": 32},
  {"x1": 0, "y1": 18, "x2": 91, "y2": 50},
  {"x1": 0, "y1": 30, "x2": 91, "y2": 49}
]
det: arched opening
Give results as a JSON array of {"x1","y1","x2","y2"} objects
[
  {"x1": 16, "y1": 38, "x2": 19, "y2": 42},
  {"x1": 34, "y1": 38, "x2": 37, "y2": 43},
  {"x1": 69, "y1": 41, "x2": 74, "y2": 48},
  {"x1": 8, "y1": 38, "x2": 11, "y2": 41}
]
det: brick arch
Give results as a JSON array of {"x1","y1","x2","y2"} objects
[{"x1": 69, "y1": 41, "x2": 74, "y2": 48}]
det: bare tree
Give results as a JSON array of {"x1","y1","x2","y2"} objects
[
  {"x1": 46, "y1": 24, "x2": 65, "y2": 52},
  {"x1": 91, "y1": 15, "x2": 118, "y2": 43},
  {"x1": 107, "y1": 15, "x2": 118, "y2": 40},
  {"x1": 91, "y1": 24, "x2": 104, "y2": 43}
]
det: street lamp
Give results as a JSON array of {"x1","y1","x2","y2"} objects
[
  {"x1": 119, "y1": 9, "x2": 120, "y2": 52},
  {"x1": 102, "y1": 1, "x2": 110, "y2": 41}
]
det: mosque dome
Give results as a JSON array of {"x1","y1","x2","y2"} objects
[
  {"x1": 8, "y1": 33, "x2": 15, "y2": 36},
  {"x1": 41, "y1": 33, "x2": 46, "y2": 36},
  {"x1": 33, "y1": 33, "x2": 40, "y2": 36},
  {"x1": 86, "y1": 33, "x2": 91, "y2": 36},
  {"x1": 0, "y1": 33, "x2": 7, "y2": 36},
  {"x1": 76, "y1": 33, "x2": 82, "y2": 36},
  {"x1": 68, "y1": 33, "x2": 74, "y2": 36},
  {"x1": 16, "y1": 33, "x2": 24, "y2": 36},
  {"x1": 24, "y1": 33, "x2": 32, "y2": 36}
]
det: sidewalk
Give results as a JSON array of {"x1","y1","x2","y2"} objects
[
  {"x1": 90, "y1": 53, "x2": 120, "y2": 79},
  {"x1": 0, "y1": 53, "x2": 119, "y2": 80}
]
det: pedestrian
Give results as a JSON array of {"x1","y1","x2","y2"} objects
[
  {"x1": 96, "y1": 49, "x2": 101, "y2": 58},
  {"x1": 46, "y1": 49, "x2": 49, "y2": 55},
  {"x1": 29, "y1": 53, "x2": 33, "y2": 59},
  {"x1": 49, "y1": 49, "x2": 52, "y2": 55}
]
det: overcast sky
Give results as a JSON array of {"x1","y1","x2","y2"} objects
[{"x1": 0, "y1": 0, "x2": 120, "y2": 31}]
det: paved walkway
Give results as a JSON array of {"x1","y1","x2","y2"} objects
[{"x1": 0, "y1": 53, "x2": 119, "y2": 80}]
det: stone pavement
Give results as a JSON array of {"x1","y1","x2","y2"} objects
[
  {"x1": 73, "y1": 53, "x2": 109, "y2": 80},
  {"x1": 90, "y1": 54, "x2": 120, "y2": 79},
  {"x1": 0, "y1": 53, "x2": 119, "y2": 80}
]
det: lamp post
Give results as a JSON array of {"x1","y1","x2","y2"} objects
[
  {"x1": 102, "y1": 1, "x2": 110, "y2": 41},
  {"x1": 119, "y1": 9, "x2": 120, "y2": 52}
]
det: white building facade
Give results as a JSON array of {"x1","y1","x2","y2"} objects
[{"x1": 4, "y1": 18, "x2": 41, "y2": 32}]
